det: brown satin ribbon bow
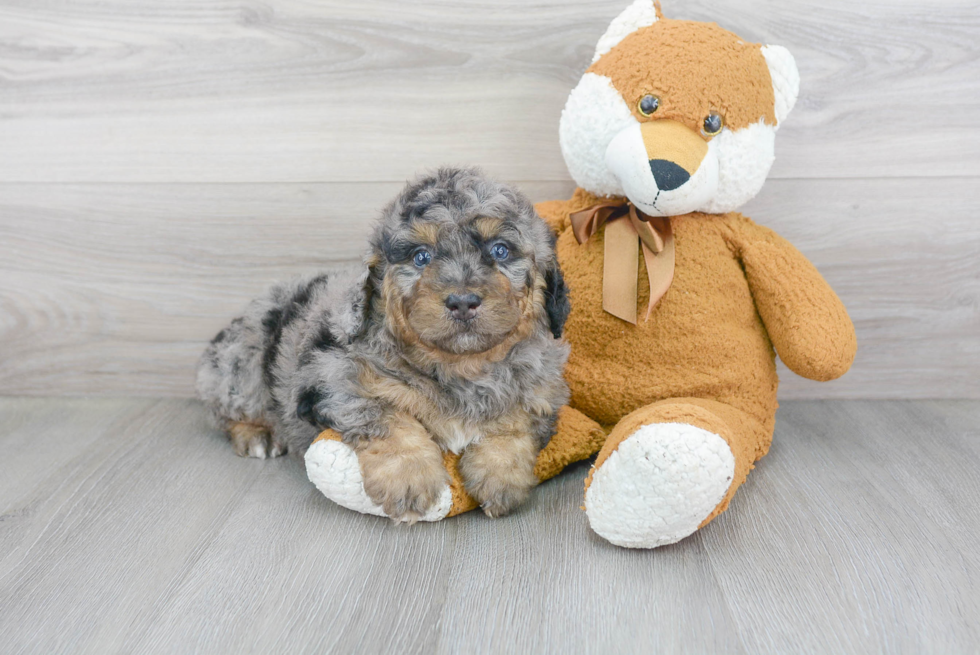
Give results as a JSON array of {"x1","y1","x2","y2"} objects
[{"x1": 569, "y1": 200, "x2": 675, "y2": 324}]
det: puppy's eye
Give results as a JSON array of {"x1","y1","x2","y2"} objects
[
  {"x1": 490, "y1": 243, "x2": 509, "y2": 261},
  {"x1": 638, "y1": 94, "x2": 660, "y2": 117},
  {"x1": 702, "y1": 111, "x2": 724, "y2": 136},
  {"x1": 413, "y1": 250, "x2": 432, "y2": 267}
]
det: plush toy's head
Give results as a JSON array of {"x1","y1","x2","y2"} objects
[{"x1": 560, "y1": 0, "x2": 800, "y2": 216}]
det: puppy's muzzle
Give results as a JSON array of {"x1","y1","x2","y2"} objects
[{"x1": 445, "y1": 293, "x2": 482, "y2": 322}]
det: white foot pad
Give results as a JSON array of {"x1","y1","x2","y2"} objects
[
  {"x1": 305, "y1": 439, "x2": 453, "y2": 522},
  {"x1": 585, "y1": 422, "x2": 735, "y2": 548}
]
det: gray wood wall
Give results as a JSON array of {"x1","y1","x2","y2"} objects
[{"x1": 1, "y1": 0, "x2": 978, "y2": 399}]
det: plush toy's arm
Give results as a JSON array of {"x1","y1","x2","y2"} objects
[{"x1": 733, "y1": 218, "x2": 857, "y2": 382}]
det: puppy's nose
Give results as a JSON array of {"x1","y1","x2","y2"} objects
[
  {"x1": 445, "y1": 293, "x2": 482, "y2": 321},
  {"x1": 648, "y1": 159, "x2": 691, "y2": 191}
]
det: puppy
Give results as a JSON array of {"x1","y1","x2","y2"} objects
[{"x1": 196, "y1": 167, "x2": 571, "y2": 520}]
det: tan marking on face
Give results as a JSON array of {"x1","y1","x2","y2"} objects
[
  {"x1": 589, "y1": 18, "x2": 776, "y2": 133},
  {"x1": 473, "y1": 216, "x2": 503, "y2": 241},
  {"x1": 410, "y1": 222, "x2": 440, "y2": 247},
  {"x1": 641, "y1": 120, "x2": 708, "y2": 175},
  {"x1": 397, "y1": 265, "x2": 524, "y2": 354},
  {"x1": 379, "y1": 266, "x2": 548, "y2": 380}
]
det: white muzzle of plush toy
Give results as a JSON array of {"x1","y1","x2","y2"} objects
[{"x1": 604, "y1": 119, "x2": 720, "y2": 217}]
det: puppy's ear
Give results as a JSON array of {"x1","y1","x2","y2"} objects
[
  {"x1": 543, "y1": 256, "x2": 571, "y2": 339},
  {"x1": 334, "y1": 256, "x2": 379, "y2": 342}
]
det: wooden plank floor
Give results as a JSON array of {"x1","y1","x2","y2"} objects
[{"x1": 1, "y1": 398, "x2": 978, "y2": 654}]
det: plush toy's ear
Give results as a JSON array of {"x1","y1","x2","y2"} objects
[
  {"x1": 592, "y1": 0, "x2": 661, "y2": 63},
  {"x1": 544, "y1": 258, "x2": 571, "y2": 339},
  {"x1": 761, "y1": 45, "x2": 800, "y2": 127}
]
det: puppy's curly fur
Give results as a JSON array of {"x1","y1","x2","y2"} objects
[{"x1": 197, "y1": 168, "x2": 571, "y2": 520}]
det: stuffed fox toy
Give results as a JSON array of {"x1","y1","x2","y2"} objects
[{"x1": 305, "y1": 0, "x2": 857, "y2": 548}]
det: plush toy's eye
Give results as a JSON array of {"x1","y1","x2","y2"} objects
[
  {"x1": 638, "y1": 94, "x2": 660, "y2": 117},
  {"x1": 702, "y1": 111, "x2": 724, "y2": 136},
  {"x1": 413, "y1": 249, "x2": 432, "y2": 267},
  {"x1": 490, "y1": 243, "x2": 510, "y2": 261}
]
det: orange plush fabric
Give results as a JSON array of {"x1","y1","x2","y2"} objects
[
  {"x1": 590, "y1": 18, "x2": 778, "y2": 132},
  {"x1": 530, "y1": 2, "x2": 858, "y2": 546},
  {"x1": 539, "y1": 191, "x2": 856, "y2": 427},
  {"x1": 540, "y1": 190, "x2": 855, "y2": 525}
]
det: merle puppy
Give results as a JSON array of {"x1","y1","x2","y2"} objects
[{"x1": 197, "y1": 168, "x2": 571, "y2": 521}]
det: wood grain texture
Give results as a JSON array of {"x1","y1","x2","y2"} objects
[
  {"x1": 705, "y1": 400, "x2": 980, "y2": 653},
  {"x1": 0, "y1": 398, "x2": 978, "y2": 653},
  {"x1": 0, "y1": 180, "x2": 569, "y2": 396},
  {"x1": 1, "y1": 178, "x2": 977, "y2": 398},
  {"x1": 742, "y1": 177, "x2": 980, "y2": 400},
  {"x1": 1, "y1": 0, "x2": 978, "y2": 399},
  {"x1": 0, "y1": 0, "x2": 977, "y2": 183}
]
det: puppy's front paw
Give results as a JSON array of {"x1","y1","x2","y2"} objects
[
  {"x1": 228, "y1": 422, "x2": 287, "y2": 459},
  {"x1": 357, "y1": 440, "x2": 449, "y2": 524},
  {"x1": 459, "y1": 434, "x2": 538, "y2": 518},
  {"x1": 472, "y1": 476, "x2": 535, "y2": 519}
]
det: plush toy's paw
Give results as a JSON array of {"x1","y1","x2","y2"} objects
[
  {"x1": 305, "y1": 439, "x2": 453, "y2": 523},
  {"x1": 585, "y1": 422, "x2": 735, "y2": 548},
  {"x1": 228, "y1": 422, "x2": 286, "y2": 459}
]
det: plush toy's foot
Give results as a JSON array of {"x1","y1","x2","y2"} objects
[
  {"x1": 305, "y1": 438, "x2": 453, "y2": 523},
  {"x1": 583, "y1": 398, "x2": 770, "y2": 549},
  {"x1": 585, "y1": 422, "x2": 734, "y2": 548}
]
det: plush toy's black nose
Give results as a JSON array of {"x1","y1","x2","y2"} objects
[
  {"x1": 649, "y1": 159, "x2": 691, "y2": 191},
  {"x1": 445, "y1": 293, "x2": 482, "y2": 321}
]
